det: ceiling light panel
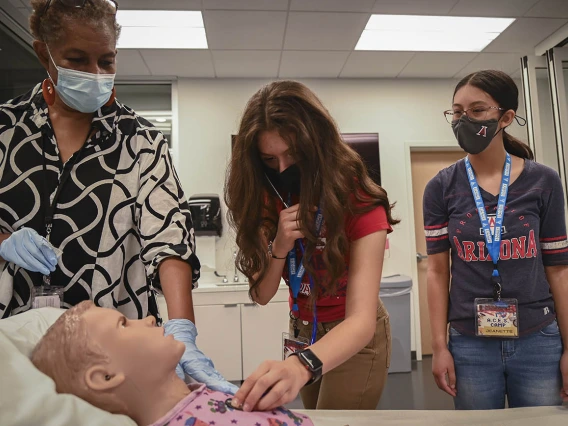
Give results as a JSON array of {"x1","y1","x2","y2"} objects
[
  {"x1": 356, "y1": 14, "x2": 515, "y2": 52},
  {"x1": 117, "y1": 10, "x2": 207, "y2": 49}
]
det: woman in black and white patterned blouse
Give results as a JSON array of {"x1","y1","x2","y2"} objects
[{"x1": 0, "y1": 0, "x2": 237, "y2": 393}]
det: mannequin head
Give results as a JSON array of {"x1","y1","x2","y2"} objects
[{"x1": 31, "y1": 301, "x2": 185, "y2": 416}]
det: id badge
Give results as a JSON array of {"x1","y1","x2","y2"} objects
[
  {"x1": 31, "y1": 286, "x2": 64, "y2": 309},
  {"x1": 282, "y1": 332, "x2": 309, "y2": 360},
  {"x1": 475, "y1": 298, "x2": 519, "y2": 338}
]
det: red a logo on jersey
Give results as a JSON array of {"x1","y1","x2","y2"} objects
[{"x1": 476, "y1": 126, "x2": 488, "y2": 137}]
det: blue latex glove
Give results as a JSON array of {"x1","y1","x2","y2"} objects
[
  {"x1": 164, "y1": 319, "x2": 239, "y2": 394},
  {"x1": 0, "y1": 228, "x2": 58, "y2": 275}
]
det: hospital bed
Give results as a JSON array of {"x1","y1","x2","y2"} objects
[{"x1": 0, "y1": 309, "x2": 565, "y2": 426}]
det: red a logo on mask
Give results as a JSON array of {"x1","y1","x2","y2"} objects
[{"x1": 476, "y1": 126, "x2": 488, "y2": 137}]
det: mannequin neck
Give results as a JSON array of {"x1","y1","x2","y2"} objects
[{"x1": 117, "y1": 372, "x2": 191, "y2": 426}]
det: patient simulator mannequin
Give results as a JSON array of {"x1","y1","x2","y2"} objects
[{"x1": 31, "y1": 301, "x2": 313, "y2": 426}]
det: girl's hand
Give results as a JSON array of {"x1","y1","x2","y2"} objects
[
  {"x1": 272, "y1": 204, "x2": 304, "y2": 257},
  {"x1": 432, "y1": 347, "x2": 457, "y2": 397},
  {"x1": 560, "y1": 350, "x2": 568, "y2": 402},
  {"x1": 231, "y1": 356, "x2": 311, "y2": 412}
]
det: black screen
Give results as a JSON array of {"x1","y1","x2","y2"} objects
[{"x1": 342, "y1": 133, "x2": 381, "y2": 186}]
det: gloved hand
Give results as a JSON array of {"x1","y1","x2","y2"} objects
[
  {"x1": 0, "y1": 228, "x2": 58, "y2": 275},
  {"x1": 164, "y1": 318, "x2": 239, "y2": 394}
]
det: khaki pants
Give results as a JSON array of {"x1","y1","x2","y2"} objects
[{"x1": 290, "y1": 299, "x2": 391, "y2": 410}]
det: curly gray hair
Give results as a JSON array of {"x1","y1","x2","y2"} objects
[{"x1": 29, "y1": 0, "x2": 121, "y2": 45}]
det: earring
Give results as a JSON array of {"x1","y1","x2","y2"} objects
[
  {"x1": 104, "y1": 87, "x2": 116, "y2": 107},
  {"x1": 42, "y1": 79, "x2": 55, "y2": 106},
  {"x1": 105, "y1": 375, "x2": 112, "y2": 381}
]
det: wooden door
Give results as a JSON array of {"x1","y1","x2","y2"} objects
[{"x1": 411, "y1": 150, "x2": 463, "y2": 355}]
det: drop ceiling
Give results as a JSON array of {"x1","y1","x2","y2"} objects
[{"x1": 1, "y1": 0, "x2": 567, "y2": 79}]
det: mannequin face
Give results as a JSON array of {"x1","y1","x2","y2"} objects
[{"x1": 82, "y1": 307, "x2": 184, "y2": 387}]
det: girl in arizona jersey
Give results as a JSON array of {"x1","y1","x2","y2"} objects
[
  {"x1": 423, "y1": 70, "x2": 568, "y2": 410},
  {"x1": 225, "y1": 81, "x2": 397, "y2": 411}
]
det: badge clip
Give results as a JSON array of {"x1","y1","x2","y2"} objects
[{"x1": 492, "y1": 273, "x2": 502, "y2": 301}]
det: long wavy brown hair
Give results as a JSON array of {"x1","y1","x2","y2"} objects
[{"x1": 225, "y1": 80, "x2": 399, "y2": 301}]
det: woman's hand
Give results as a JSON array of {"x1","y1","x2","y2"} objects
[
  {"x1": 432, "y1": 347, "x2": 457, "y2": 397},
  {"x1": 164, "y1": 319, "x2": 239, "y2": 394},
  {"x1": 272, "y1": 205, "x2": 305, "y2": 257},
  {"x1": 0, "y1": 228, "x2": 58, "y2": 275},
  {"x1": 231, "y1": 356, "x2": 311, "y2": 412}
]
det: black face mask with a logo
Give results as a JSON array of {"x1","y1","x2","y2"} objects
[
  {"x1": 451, "y1": 116, "x2": 502, "y2": 155},
  {"x1": 263, "y1": 164, "x2": 301, "y2": 195}
]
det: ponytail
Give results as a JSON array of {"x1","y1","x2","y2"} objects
[{"x1": 503, "y1": 131, "x2": 534, "y2": 160}]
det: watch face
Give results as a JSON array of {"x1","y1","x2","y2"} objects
[{"x1": 300, "y1": 349, "x2": 322, "y2": 370}]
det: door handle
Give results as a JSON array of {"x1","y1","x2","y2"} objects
[
  {"x1": 223, "y1": 304, "x2": 238, "y2": 308},
  {"x1": 416, "y1": 252, "x2": 428, "y2": 262}
]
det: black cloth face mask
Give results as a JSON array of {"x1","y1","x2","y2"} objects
[
  {"x1": 451, "y1": 115, "x2": 503, "y2": 155},
  {"x1": 263, "y1": 164, "x2": 301, "y2": 195}
]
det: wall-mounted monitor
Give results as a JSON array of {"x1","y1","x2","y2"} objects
[{"x1": 342, "y1": 133, "x2": 381, "y2": 186}]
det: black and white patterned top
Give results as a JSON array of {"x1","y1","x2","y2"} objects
[{"x1": 0, "y1": 84, "x2": 200, "y2": 320}]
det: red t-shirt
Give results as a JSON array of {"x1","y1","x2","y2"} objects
[{"x1": 277, "y1": 197, "x2": 392, "y2": 322}]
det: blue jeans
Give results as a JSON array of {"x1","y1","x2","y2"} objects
[{"x1": 448, "y1": 320, "x2": 563, "y2": 410}]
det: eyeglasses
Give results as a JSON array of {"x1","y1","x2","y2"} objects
[
  {"x1": 40, "y1": 0, "x2": 118, "y2": 18},
  {"x1": 443, "y1": 106, "x2": 504, "y2": 124}
]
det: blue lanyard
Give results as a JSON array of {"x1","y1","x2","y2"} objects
[
  {"x1": 464, "y1": 153, "x2": 511, "y2": 283},
  {"x1": 287, "y1": 194, "x2": 323, "y2": 345}
]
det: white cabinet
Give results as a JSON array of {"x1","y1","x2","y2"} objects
[
  {"x1": 157, "y1": 286, "x2": 290, "y2": 382},
  {"x1": 241, "y1": 301, "x2": 290, "y2": 378},
  {"x1": 193, "y1": 304, "x2": 242, "y2": 381}
]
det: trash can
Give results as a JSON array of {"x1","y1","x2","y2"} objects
[{"x1": 380, "y1": 274, "x2": 413, "y2": 373}]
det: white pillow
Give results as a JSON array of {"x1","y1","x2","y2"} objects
[{"x1": 0, "y1": 308, "x2": 135, "y2": 426}]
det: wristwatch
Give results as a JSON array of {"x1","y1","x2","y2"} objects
[
  {"x1": 290, "y1": 349, "x2": 323, "y2": 385},
  {"x1": 268, "y1": 240, "x2": 287, "y2": 259}
]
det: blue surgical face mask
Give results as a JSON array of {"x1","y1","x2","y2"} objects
[{"x1": 46, "y1": 46, "x2": 115, "y2": 113}]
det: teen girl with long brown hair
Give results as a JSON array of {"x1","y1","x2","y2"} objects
[{"x1": 225, "y1": 80, "x2": 398, "y2": 411}]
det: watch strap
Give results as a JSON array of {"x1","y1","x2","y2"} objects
[{"x1": 291, "y1": 350, "x2": 322, "y2": 386}]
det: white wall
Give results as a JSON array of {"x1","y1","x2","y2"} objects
[{"x1": 175, "y1": 78, "x2": 528, "y2": 351}]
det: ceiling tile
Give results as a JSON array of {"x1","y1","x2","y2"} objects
[
  {"x1": 284, "y1": 12, "x2": 370, "y2": 50},
  {"x1": 290, "y1": 0, "x2": 375, "y2": 13},
  {"x1": 525, "y1": 0, "x2": 568, "y2": 18},
  {"x1": 116, "y1": 50, "x2": 151, "y2": 76},
  {"x1": 140, "y1": 50, "x2": 215, "y2": 77},
  {"x1": 16, "y1": 7, "x2": 31, "y2": 21},
  {"x1": 449, "y1": 0, "x2": 539, "y2": 17},
  {"x1": 212, "y1": 50, "x2": 280, "y2": 77},
  {"x1": 484, "y1": 17, "x2": 568, "y2": 54},
  {"x1": 340, "y1": 51, "x2": 415, "y2": 78},
  {"x1": 117, "y1": 0, "x2": 202, "y2": 9},
  {"x1": 371, "y1": 0, "x2": 458, "y2": 15},
  {"x1": 279, "y1": 51, "x2": 350, "y2": 78},
  {"x1": 399, "y1": 52, "x2": 478, "y2": 78},
  {"x1": 203, "y1": 11, "x2": 287, "y2": 49},
  {"x1": 203, "y1": 0, "x2": 289, "y2": 10},
  {"x1": 454, "y1": 53, "x2": 522, "y2": 78},
  {"x1": 2, "y1": 4, "x2": 30, "y2": 31}
]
